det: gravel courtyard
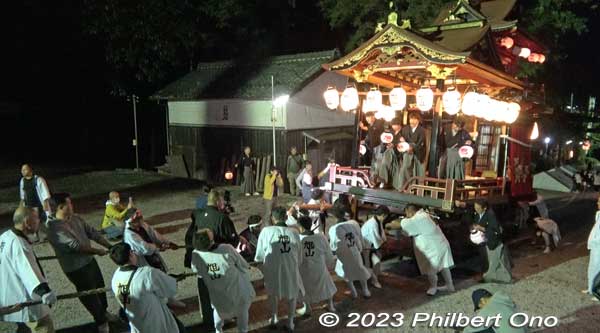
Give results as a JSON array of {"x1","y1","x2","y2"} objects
[{"x1": 1, "y1": 171, "x2": 599, "y2": 332}]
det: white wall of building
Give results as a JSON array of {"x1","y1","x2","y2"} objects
[
  {"x1": 168, "y1": 71, "x2": 354, "y2": 130},
  {"x1": 286, "y1": 71, "x2": 354, "y2": 130},
  {"x1": 168, "y1": 100, "x2": 284, "y2": 128}
]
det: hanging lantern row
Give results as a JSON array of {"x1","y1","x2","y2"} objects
[
  {"x1": 457, "y1": 91, "x2": 520, "y2": 124},
  {"x1": 498, "y1": 37, "x2": 545, "y2": 64},
  {"x1": 324, "y1": 86, "x2": 521, "y2": 124}
]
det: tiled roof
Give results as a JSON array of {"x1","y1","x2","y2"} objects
[{"x1": 153, "y1": 50, "x2": 338, "y2": 101}]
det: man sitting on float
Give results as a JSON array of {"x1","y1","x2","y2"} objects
[{"x1": 439, "y1": 118, "x2": 473, "y2": 180}]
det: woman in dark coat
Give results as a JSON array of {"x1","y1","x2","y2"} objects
[
  {"x1": 473, "y1": 200, "x2": 512, "y2": 283},
  {"x1": 237, "y1": 146, "x2": 258, "y2": 196}
]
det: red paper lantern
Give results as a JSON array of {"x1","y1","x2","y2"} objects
[
  {"x1": 528, "y1": 53, "x2": 540, "y2": 63},
  {"x1": 500, "y1": 37, "x2": 514, "y2": 49}
]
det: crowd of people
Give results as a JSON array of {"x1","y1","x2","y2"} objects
[{"x1": 1, "y1": 157, "x2": 599, "y2": 333}]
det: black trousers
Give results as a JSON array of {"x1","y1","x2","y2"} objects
[
  {"x1": 197, "y1": 277, "x2": 214, "y2": 328},
  {"x1": 65, "y1": 259, "x2": 108, "y2": 327}
]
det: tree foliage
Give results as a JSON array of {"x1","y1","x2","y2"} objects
[
  {"x1": 318, "y1": 0, "x2": 453, "y2": 52},
  {"x1": 82, "y1": 0, "x2": 302, "y2": 93}
]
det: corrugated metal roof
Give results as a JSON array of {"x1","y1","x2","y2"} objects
[{"x1": 153, "y1": 50, "x2": 338, "y2": 101}]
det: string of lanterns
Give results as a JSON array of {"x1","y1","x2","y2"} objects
[
  {"x1": 323, "y1": 85, "x2": 521, "y2": 124},
  {"x1": 499, "y1": 36, "x2": 545, "y2": 64}
]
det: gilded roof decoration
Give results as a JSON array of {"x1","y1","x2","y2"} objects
[{"x1": 326, "y1": 25, "x2": 469, "y2": 72}]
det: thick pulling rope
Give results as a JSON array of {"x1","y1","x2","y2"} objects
[{"x1": 8, "y1": 262, "x2": 262, "y2": 309}]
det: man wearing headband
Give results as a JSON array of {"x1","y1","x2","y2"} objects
[
  {"x1": 328, "y1": 204, "x2": 371, "y2": 299},
  {"x1": 296, "y1": 216, "x2": 337, "y2": 316},
  {"x1": 380, "y1": 135, "x2": 405, "y2": 190},
  {"x1": 191, "y1": 229, "x2": 255, "y2": 333},
  {"x1": 46, "y1": 193, "x2": 114, "y2": 333},
  {"x1": 361, "y1": 205, "x2": 390, "y2": 289},
  {"x1": 123, "y1": 208, "x2": 177, "y2": 272},
  {"x1": 255, "y1": 207, "x2": 304, "y2": 331},
  {"x1": 110, "y1": 242, "x2": 186, "y2": 333},
  {"x1": 464, "y1": 289, "x2": 526, "y2": 333},
  {"x1": 396, "y1": 204, "x2": 455, "y2": 296}
]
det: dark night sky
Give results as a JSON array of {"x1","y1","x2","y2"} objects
[{"x1": 1, "y1": 1, "x2": 599, "y2": 168}]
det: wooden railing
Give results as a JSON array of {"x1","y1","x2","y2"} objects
[
  {"x1": 327, "y1": 165, "x2": 505, "y2": 210},
  {"x1": 328, "y1": 165, "x2": 373, "y2": 188}
]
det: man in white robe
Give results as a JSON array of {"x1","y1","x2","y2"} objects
[
  {"x1": 255, "y1": 206, "x2": 304, "y2": 330},
  {"x1": 586, "y1": 196, "x2": 600, "y2": 296},
  {"x1": 0, "y1": 207, "x2": 57, "y2": 333},
  {"x1": 328, "y1": 205, "x2": 371, "y2": 299},
  {"x1": 192, "y1": 229, "x2": 255, "y2": 333},
  {"x1": 361, "y1": 205, "x2": 389, "y2": 289},
  {"x1": 124, "y1": 208, "x2": 177, "y2": 272},
  {"x1": 110, "y1": 242, "x2": 186, "y2": 333},
  {"x1": 296, "y1": 216, "x2": 337, "y2": 315},
  {"x1": 396, "y1": 204, "x2": 454, "y2": 296}
]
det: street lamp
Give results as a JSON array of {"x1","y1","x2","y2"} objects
[
  {"x1": 544, "y1": 137, "x2": 551, "y2": 155},
  {"x1": 271, "y1": 94, "x2": 289, "y2": 167},
  {"x1": 127, "y1": 94, "x2": 140, "y2": 171}
]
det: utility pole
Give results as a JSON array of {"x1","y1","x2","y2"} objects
[{"x1": 128, "y1": 94, "x2": 140, "y2": 171}]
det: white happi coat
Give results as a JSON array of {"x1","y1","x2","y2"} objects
[
  {"x1": 255, "y1": 225, "x2": 305, "y2": 299},
  {"x1": 191, "y1": 244, "x2": 256, "y2": 318},
  {"x1": 362, "y1": 217, "x2": 387, "y2": 251},
  {"x1": 329, "y1": 220, "x2": 371, "y2": 281},
  {"x1": 401, "y1": 210, "x2": 454, "y2": 275},
  {"x1": 587, "y1": 211, "x2": 600, "y2": 292},
  {"x1": 299, "y1": 233, "x2": 337, "y2": 303},
  {"x1": 124, "y1": 222, "x2": 169, "y2": 269},
  {"x1": 111, "y1": 266, "x2": 180, "y2": 333},
  {"x1": 0, "y1": 229, "x2": 50, "y2": 323}
]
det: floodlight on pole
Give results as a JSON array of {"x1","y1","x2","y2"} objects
[{"x1": 544, "y1": 137, "x2": 551, "y2": 144}]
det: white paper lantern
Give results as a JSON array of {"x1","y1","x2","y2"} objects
[
  {"x1": 442, "y1": 87, "x2": 461, "y2": 115},
  {"x1": 519, "y1": 47, "x2": 531, "y2": 58},
  {"x1": 416, "y1": 86, "x2": 434, "y2": 112},
  {"x1": 483, "y1": 98, "x2": 502, "y2": 121},
  {"x1": 389, "y1": 87, "x2": 407, "y2": 110},
  {"x1": 494, "y1": 101, "x2": 509, "y2": 122},
  {"x1": 459, "y1": 145, "x2": 474, "y2": 159},
  {"x1": 323, "y1": 86, "x2": 339, "y2": 110},
  {"x1": 461, "y1": 92, "x2": 479, "y2": 116},
  {"x1": 475, "y1": 94, "x2": 491, "y2": 119},
  {"x1": 340, "y1": 85, "x2": 359, "y2": 111},
  {"x1": 381, "y1": 105, "x2": 395, "y2": 122},
  {"x1": 364, "y1": 88, "x2": 382, "y2": 112},
  {"x1": 470, "y1": 229, "x2": 486, "y2": 245},
  {"x1": 505, "y1": 102, "x2": 520, "y2": 124}
]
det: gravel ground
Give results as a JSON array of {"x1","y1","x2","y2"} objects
[{"x1": 2, "y1": 176, "x2": 600, "y2": 332}]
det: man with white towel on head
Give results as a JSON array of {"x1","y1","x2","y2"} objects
[
  {"x1": 255, "y1": 206, "x2": 304, "y2": 331},
  {"x1": 123, "y1": 208, "x2": 178, "y2": 272},
  {"x1": 328, "y1": 204, "x2": 371, "y2": 299},
  {"x1": 192, "y1": 228, "x2": 255, "y2": 333},
  {"x1": 391, "y1": 204, "x2": 455, "y2": 296}
]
